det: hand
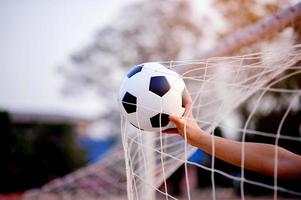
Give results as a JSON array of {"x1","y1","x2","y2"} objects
[{"x1": 162, "y1": 88, "x2": 205, "y2": 146}]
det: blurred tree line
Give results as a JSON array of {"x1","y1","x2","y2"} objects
[
  {"x1": 60, "y1": 0, "x2": 203, "y2": 136},
  {"x1": 0, "y1": 111, "x2": 87, "y2": 194}
]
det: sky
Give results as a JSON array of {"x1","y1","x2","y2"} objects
[
  {"x1": 0, "y1": 0, "x2": 243, "y2": 140},
  {"x1": 0, "y1": 0, "x2": 140, "y2": 119}
]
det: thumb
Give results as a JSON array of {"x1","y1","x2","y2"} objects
[{"x1": 169, "y1": 115, "x2": 183, "y2": 128}]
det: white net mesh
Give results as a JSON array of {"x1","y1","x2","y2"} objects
[
  {"x1": 121, "y1": 43, "x2": 301, "y2": 200},
  {"x1": 22, "y1": 2, "x2": 301, "y2": 200},
  {"x1": 23, "y1": 44, "x2": 301, "y2": 200}
]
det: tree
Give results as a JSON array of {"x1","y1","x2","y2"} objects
[
  {"x1": 60, "y1": 0, "x2": 204, "y2": 135},
  {"x1": 0, "y1": 111, "x2": 87, "y2": 193}
]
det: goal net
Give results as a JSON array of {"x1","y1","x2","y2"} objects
[
  {"x1": 121, "y1": 42, "x2": 301, "y2": 200},
  {"x1": 121, "y1": 2, "x2": 301, "y2": 199},
  {"x1": 23, "y1": 146, "x2": 128, "y2": 200},
  {"x1": 23, "y1": 42, "x2": 301, "y2": 200}
]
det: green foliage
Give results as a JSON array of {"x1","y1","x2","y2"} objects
[{"x1": 0, "y1": 111, "x2": 87, "y2": 193}]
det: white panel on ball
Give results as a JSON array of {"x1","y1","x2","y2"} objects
[{"x1": 119, "y1": 62, "x2": 186, "y2": 132}]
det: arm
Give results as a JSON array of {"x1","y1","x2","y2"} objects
[
  {"x1": 163, "y1": 115, "x2": 301, "y2": 179},
  {"x1": 163, "y1": 88, "x2": 301, "y2": 179}
]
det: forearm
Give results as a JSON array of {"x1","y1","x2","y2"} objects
[
  {"x1": 189, "y1": 131, "x2": 248, "y2": 169},
  {"x1": 166, "y1": 115, "x2": 301, "y2": 178},
  {"x1": 188, "y1": 130, "x2": 301, "y2": 179}
]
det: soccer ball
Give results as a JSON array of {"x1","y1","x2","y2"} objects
[{"x1": 119, "y1": 62, "x2": 186, "y2": 132}]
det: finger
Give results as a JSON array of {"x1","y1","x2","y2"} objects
[
  {"x1": 183, "y1": 103, "x2": 193, "y2": 117},
  {"x1": 182, "y1": 88, "x2": 193, "y2": 117},
  {"x1": 182, "y1": 88, "x2": 192, "y2": 106},
  {"x1": 169, "y1": 115, "x2": 183, "y2": 128},
  {"x1": 162, "y1": 128, "x2": 179, "y2": 134}
]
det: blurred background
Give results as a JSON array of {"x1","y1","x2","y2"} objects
[{"x1": 0, "y1": 0, "x2": 301, "y2": 199}]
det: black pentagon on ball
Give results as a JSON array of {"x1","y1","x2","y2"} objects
[
  {"x1": 127, "y1": 65, "x2": 143, "y2": 78},
  {"x1": 122, "y1": 92, "x2": 137, "y2": 113},
  {"x1": 149, "y1": 76, "x2": 170, "y2": 97},
  {"x1": 150, "y1": 113, "x2": 170, "y2": 128}
]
